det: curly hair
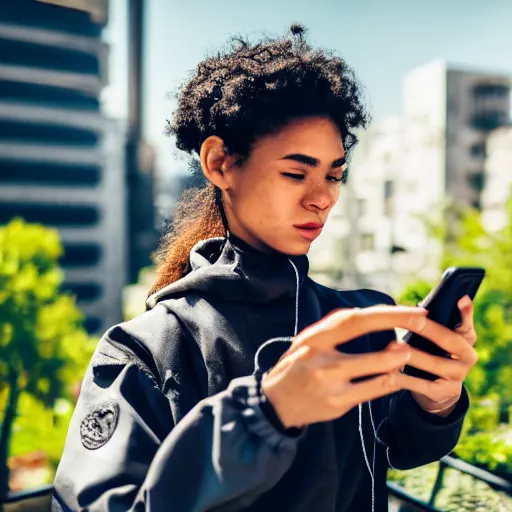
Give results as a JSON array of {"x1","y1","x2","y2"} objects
[{"x1": 148, "y1": 24, "x2": 371, "y2": 299}]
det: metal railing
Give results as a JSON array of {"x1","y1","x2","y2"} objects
[
  {"x1": 388, "y1": 482, "x2": 442, "y2": 511},
  {"x1": 387, "y1": 454, "x2": 512, "y2": 512},
  {"x1": 3, "y1": 485, "x2": 53, "y2": 504},
  {"x1": 427, "y1": 455, "x2": 512, "y2": 506},
  {"x1": 1, "y1": 484, "x2": 53, "y2": 512},
  {"x1": 1, "y1": 455, "x2": 511, "y2": 511}
]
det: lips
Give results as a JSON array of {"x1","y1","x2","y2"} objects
[
  {"x1": 294, "y1": 223, "x2": 324, "y2": 241},
  {"x1": 294, "y1": 223, "x2": 324, "y2": 229}
]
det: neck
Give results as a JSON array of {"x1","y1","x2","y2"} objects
[{"x1": 228, "y1": 230, "x2": 276, "y2": 255}]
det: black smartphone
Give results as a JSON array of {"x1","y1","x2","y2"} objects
[{"x1": 402, "y1": 266, "x2": 486, "y2": 381}]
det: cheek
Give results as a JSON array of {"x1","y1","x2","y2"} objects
[
  {"x1": 322, "y1": 185, "x2": 341, "y2": 212},
  {"x1": 331, "y1": 187, "x2": 341, "y2": 206},
  {"x1": 236, "y1": 177, "x2": 295, "y2": 223}
]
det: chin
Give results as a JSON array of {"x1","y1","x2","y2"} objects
[{"x1": 270, "y1": 238, "x2": 311, "y2": 256}]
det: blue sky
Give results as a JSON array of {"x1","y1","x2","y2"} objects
[{"x1": 102, "y1": 0, "x2": 512, "y2": 175}]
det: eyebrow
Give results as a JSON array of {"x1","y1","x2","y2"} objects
[{"x1": 280, "y1": 153, "x2": 346, "y2": 169}]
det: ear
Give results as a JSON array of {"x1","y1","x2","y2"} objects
[{"x1": 199, "y1": 136, "x2": 238, "y2": 190}]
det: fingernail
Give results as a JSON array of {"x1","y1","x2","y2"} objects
[{"x1": 460, "y1": 296, "x2": 471, "y2": 308}]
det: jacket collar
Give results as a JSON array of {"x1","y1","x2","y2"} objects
[{"x1": 146, "y1": 232, "x2": 309, "y2": 309}]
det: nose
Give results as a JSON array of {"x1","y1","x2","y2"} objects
[{"x1": 303, "y1": 183, "x2": 333, "y2": 212}]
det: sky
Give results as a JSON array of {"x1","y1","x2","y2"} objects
[{"x1": 101, "y1": 0, "x2": 512, "y2": 176}]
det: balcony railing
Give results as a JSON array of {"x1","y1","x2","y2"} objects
[{"x1": 1, "y1": 455, "x2": 511, "y2": 512}]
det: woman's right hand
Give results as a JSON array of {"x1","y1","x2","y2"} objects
[{"x1": 261, "y1": 305, "x2": 429, "y2": 429}]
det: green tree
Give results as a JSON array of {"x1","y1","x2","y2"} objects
[
  {"x1": 399, "y1": 193, "x2": 512, "y2": 419},
  {"x1": 0, "y1": 218, "x2": 95, "y2": 500},
  {"x1": 392, "y1": 194, "x2": 512, "y2": 491}
]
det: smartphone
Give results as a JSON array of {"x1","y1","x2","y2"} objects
[{"x1": 402, "y1": 266, "x2": 485, "y2": 381}]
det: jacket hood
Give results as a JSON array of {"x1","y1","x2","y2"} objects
[{"x1": 146, "y1": 233, "x2": 309, "y2": 310}]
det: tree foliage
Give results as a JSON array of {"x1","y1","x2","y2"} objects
[
  {"x1": 0, "y1": 218, "x2": 95, "y2": 497},
  {"x1": 396, "y1": 193, "x2": 512, "y2": 484},
  {"x1": 398, "y1": 194, "x2": 512, "y2": 415}
]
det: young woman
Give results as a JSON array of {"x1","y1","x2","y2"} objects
[{"x1": 53, "y1": 25, "x2": 478, "y2": 512}]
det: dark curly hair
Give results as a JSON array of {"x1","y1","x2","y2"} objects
[{"x1": 148, "y1": 24, "x2": 371, "y2": 298}]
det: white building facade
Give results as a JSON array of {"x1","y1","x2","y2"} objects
[
  {"x1": 481, "y1": 126, "x2": 512, "y2": 233},
  {"x1": 309, "y1": 60, "x2": 511, "y2": 296}
]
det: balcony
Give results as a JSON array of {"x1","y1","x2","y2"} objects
[{"x1": 2, "y1": 455, "x2": 510, "y2": 512}]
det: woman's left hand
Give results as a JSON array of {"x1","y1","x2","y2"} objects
[{"x1": 404, "y1": 295, "x2": 478, "y2": 417}]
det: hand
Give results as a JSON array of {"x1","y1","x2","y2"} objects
[
  {"x1": 406, "y1": 295, "x2": 478, "y2": 417},
  {"x1": 261, "y1": 305, "x2": 430, "y2": 429}
]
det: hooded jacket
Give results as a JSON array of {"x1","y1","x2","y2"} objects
[{"x1": 52, "y1": 233, "x2": 469, "y2": 512}]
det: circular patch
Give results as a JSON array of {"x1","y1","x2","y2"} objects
[{"x1": 80, "y1": 401, "x2": 119, "y2": 450}]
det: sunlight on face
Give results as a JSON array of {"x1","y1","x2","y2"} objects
[{"x1": 222, "y1": 116, "x2": 346, "y2": 255}]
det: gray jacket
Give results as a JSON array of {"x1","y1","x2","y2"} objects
[{"x1": 52, "y1": 234, "x2": 469, "y2": 511}]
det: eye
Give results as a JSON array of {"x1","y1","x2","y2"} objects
[
  {"x1": 329, "y1": 167, "x2": 348, "y2": 184},
  {"x1": 282, "y1": 173, "x2": 305, "y2": 181}
]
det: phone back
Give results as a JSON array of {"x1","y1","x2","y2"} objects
[{"x1": 403, "y1": 267, "x2": 485, "y2": 380}]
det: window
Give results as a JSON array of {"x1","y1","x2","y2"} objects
[
  {"x1": 472, "y1": 111, "x2": 509, "y2": 131},
  {"x1": 384, "y1": 180, "x2": 394, "y2": 216},
  {"x1": 2, "y1": 2, "x2": 104, "y2": 37},
  {"x1": 63, "y1": 282, "x2": 103, "y2": 302},
  {"x1": 470, "y1": 143, "x2": 485, "y2": 158},
  {"x1": 0, "y1": 161, "x2": 101, "y2": 187},
  {"x1": 361, "y1": 233, "x2": 375, "y2": 251},
  {"x1": 84, "y1": 316, "x2": 103, "y2": 334},
  {"x1": 468, "y1": 172, "x2": 486, "y2": 192},
  {"x1": 60, "y1": 243, "x2": 102, "y2": 267},
  {"x1": 0, "y1": 80, "x2": 100, "y2": 111},
  {"x1": 473, "y1": 84, "x2": 509, "y2": 100},
  {"x1": 0, "y1": 203, "x2": 100, "y2": 226},
  {"x1": 384, "y1": 181, "x2": 394, "y2": 199},
  {"x1": 0, "y1": 121, "x2": 100, "y2": 146},
  {"x1": 472, "y1": 84, "x2": 510, "y2": 131},
  {"x1": 357, "y1": 198, "x2": 367, "y2": 216},
  {"x1": 0, "y1": 38, "x2": 100, "y2": 75}
]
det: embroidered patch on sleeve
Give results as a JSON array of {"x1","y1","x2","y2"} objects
[{"x1": 80, "y1": 401, "x2": 120, "y2": 450}]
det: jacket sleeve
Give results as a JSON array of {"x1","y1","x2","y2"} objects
[
  {"x1": 382, "y1": 386, "x2": 469, "y2": 470},
  {"x1": 360, "y1": 289, "x2": 470, "y2": 470},
  {"x1": 52, "y1": 314, "x2": 301, "y2": 512}
]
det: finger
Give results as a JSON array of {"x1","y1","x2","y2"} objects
[
  {"x1": 407, "y1": 346, "x2": 467, "y2": 381},
  {"x1": 454, "y1": 325, "x2": 477, "y2": 346},
  {"x1": 285, "y1": 308, "x2": 351, "y2": 357},
  {"x1": 393, "y1": 372, "x2": 444, "y2": 398},
  {"x1": 318, "y1": 342, "x2": 411, "y2": 381},
  {"x1": 329, "y1": 372, "x2": 403, "y2": 408},
  {"x1": 293, "y1": 306, "x2": 429, "y2": 352},
  {"x1": 406, "y1": 319, "x2": 478, "y2": 364},
  {"x1": 455, "y1": 295, "x2": 477, "y2": 345}
]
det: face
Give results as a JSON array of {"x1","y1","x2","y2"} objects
[{"x1": 221, "y1": 117, "x2": 346, "y2": 255}]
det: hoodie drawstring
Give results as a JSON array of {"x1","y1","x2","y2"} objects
[
  {"x1": 359, "y1": 403, "x2": 375, "y2": 512},
  {"x1": 288, "y1": 258, "x2": 377, "y2": 511},
  {"x1": 288, "y1": 259, "x2": 300, "y2": 336}
]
